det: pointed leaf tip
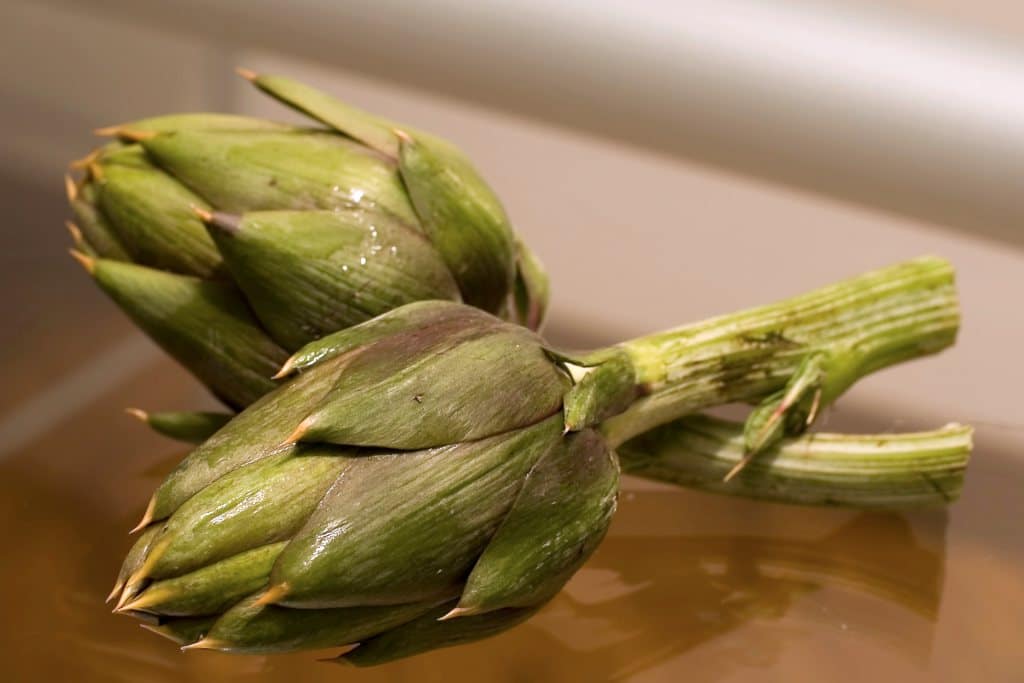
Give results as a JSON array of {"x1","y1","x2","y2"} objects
[
  {"x1": 281, "y1": 418, "x2": 312, "y2": 446},
  {"x1": 437, "y1": 606, "x2": 478, "y2": 621},
  {"x1": 325, "y1": 652, "x2": 359, "y2": 666},
  {"x1": 69, "y1": 149, "x2": 99, "y2": 171},
  {"x1": 116, "y1": 599, "x2": 142, "y2": 614},
  {"x1": 190, "y1": 205, "x2": 214, "y2": 223},
  {"x1": 181, "y1": 637, "x2": 223, "y2": 651},
  {"x1": 272, "y1": 357, "x2": 296, "y2": 380},
  {"x1": 64, "y1": 174, "x2": 78, "y2": 201},
  {"x1": 113, "y1": 581, "x2": 139, "y2": 612},
  {"x1": 254, "y1": 582, "x2": 290, "y2": 606},
  {"x1": 316, "y1": 644, "x2": 360, "y2": 664},
  {"x1": 65, "y1": 220, "x2": 84, "y2": 243},
  {"x1": 129, "y1": 497, "x2": 157, "y2": 534},
  {"x1": 126, "y1": 535, "x2": 168, "y2": 584},
  {"x1": 115, "y1": 128, "x2": 158, "y2": 142},
  {"x1": 722, "y1": 456, "x2": 753, "y2": 483},
  {"x1": 68, "y1": 249, "x2": 96, "y2": 274},
  {"x1": 93, "y1": 124, "x2": 122, "y2": 137},
  {"x1": 199, "y1": 210, "x2": 242, "y2": 235},
  {"x1": 125, "y1": 407, "x2": 149, "y2": 422},
  {"x1": 106, "y1": 579, "x2": 125, "y2": 605}
]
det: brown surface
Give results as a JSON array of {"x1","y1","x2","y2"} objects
[{"x1": 1, "y1": 363, "x2": 1022, "y2": 682}]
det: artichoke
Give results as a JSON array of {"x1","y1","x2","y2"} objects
[
  {"x1": 67, "y1": 70, "x2": 548, "y2": 409},
  {"x1": 109, "y1": 256, "x2": 968, "y2": 663},
  {"x1": 113, "y1": 302, "x2": 617, "y2": 663}
]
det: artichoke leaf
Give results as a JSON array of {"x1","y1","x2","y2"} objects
[
  {"x1": 398, "y1": 133, "x2": 516, "y2": 314},
  {"x1": 140, "y1": 129, "x2": 418, "y2": 225},
  {"x1": 207, "y1": 209, "x2": 459, "y2": 350},
  {"x1": 123, "y1": 542, "x2": 286, "y2": 617},
  {"x1": 87, "y1": 260, "x2": 287, "y2": 410},
  {"x1": 149, "y1": 352, "x2": 354, "y2": 521},
  {"x1": 94, "y1": 157, "x2": 224, "y2": 278},
  {"x1": 201, "y1": 594, "x2": 439, "y2": 654},
  {"x1": 278, "y1": 300, "x2": 488, "y2": 378},
  {"x1": 241, "y1": 71, "x2": 402, "y2": 159},
  {"x1": 268, "y1": 416, "x2": 563, "y2": 608},
  {"x1": 454, "y1": 428, "x2": 618, "y2": 615},
  {"x1": 294, "y1": 324, "x2": 570, "y2": 449},
  {"x1": 146, "y1": 450, "x2": 348, "y2": 580},
  {"x1": 342, "y1": 601, "x2": 540, "y2": 667}
]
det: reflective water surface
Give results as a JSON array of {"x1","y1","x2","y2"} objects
[{"x1": 3, "y1": 356, "x2": 1021, "y2": 683}]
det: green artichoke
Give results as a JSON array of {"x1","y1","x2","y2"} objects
[
  {"x1": 113, "y1": 302, "x2": 618, "y2": 663},
  {"x1": 67, "y1": 70, "x2": 548, "y2": 409},
  {"x1": 109, "y1": 256, "x2": 968, "y2": 663}
]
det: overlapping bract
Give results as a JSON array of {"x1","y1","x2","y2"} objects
[
  {"x1": 112, "y1": 303, "x2": 619, "y2": 664},
  {"x1": 67, "y1": 72, "x2": 548, "y2": 408}
]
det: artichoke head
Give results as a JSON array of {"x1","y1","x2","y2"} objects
[
  {"x1": 113, "y1": 302, "x2": 620, "y2": 663},
  {"x1": 68, "y1": 72, "x2": 549, "y2": 409}
]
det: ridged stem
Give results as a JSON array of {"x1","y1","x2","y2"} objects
[
  {"x1": 618, "y1": 415, "x2": 972, "y2": 508},
  {"x1": 602, "y1": 256, "x2": 959, "y2": 447}
]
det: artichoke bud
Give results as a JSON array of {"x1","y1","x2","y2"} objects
[
  {"x1": 115, "y1": 302, "x2": 626, "y2": 657},
  {"x1": 201, "y1": 208, "x2": 460, "y2": 350},
  {"x1": 69, "y1": 72, "x2": 548, "y2": 409}
]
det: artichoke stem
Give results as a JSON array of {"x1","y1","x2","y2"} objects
[
  {"x1": 602, "y1": 256, "x2": 959, "y2": 448},
  {"x1": 618, "y1": 415, "x2": 972, "y2": 508}
]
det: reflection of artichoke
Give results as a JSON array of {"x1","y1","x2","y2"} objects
[
  {"x1": 67, "y1": 71, "x2": 547, "y2": 408},
  {"x1": 114, "y1": 303, "x2": 618, "y2": 661}
]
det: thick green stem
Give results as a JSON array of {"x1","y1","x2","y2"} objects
[
  {"x1": 618, "y1": 415, "x2": 972, "y2": 508},
  {"x1": 602, "y1": 257, "x2": 959, "y2": 447}
]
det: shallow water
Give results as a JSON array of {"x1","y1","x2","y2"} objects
[{"x1": 2, "y1": 354, "x2": 1021, "y2": 683}]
